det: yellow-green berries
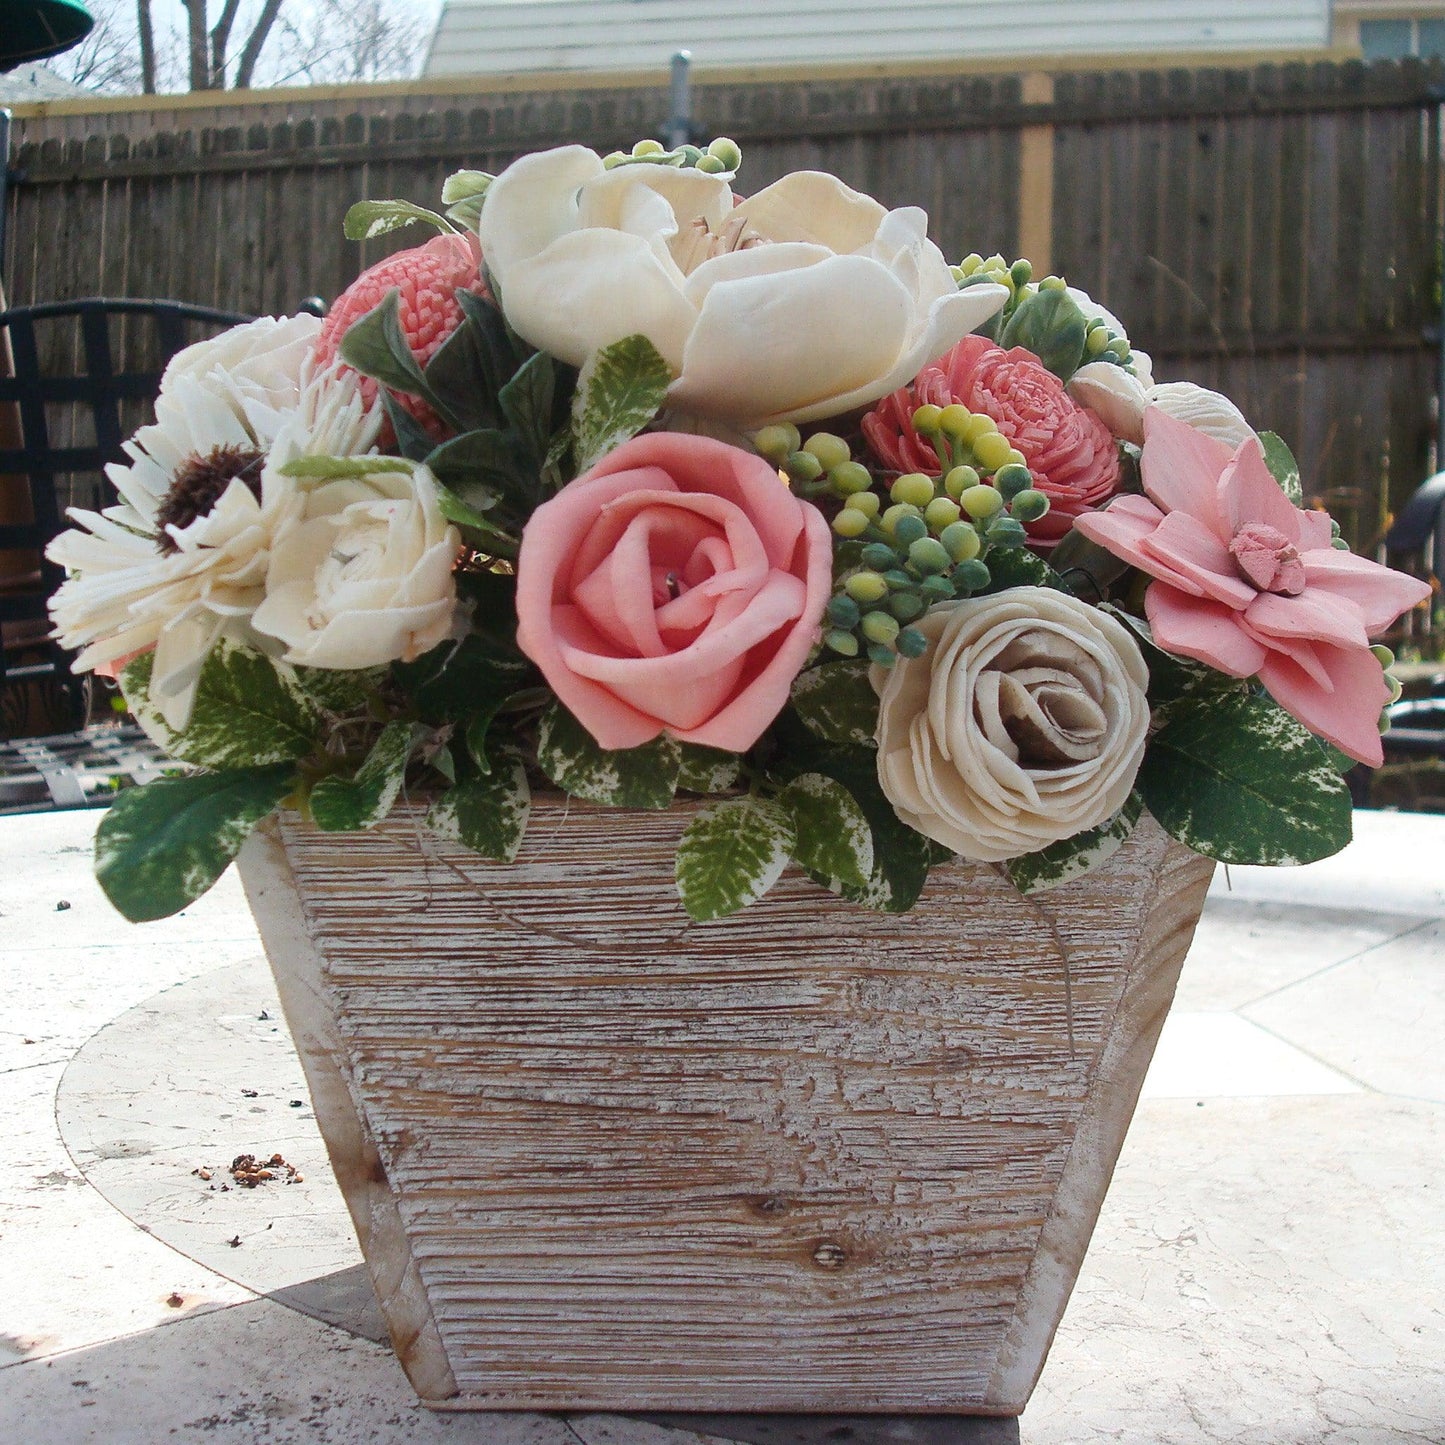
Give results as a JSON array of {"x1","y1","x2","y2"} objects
[
  {"x1": 754, "y1": 424, "x2": 800, "y2": 464},
  {"x1": 960, "y1": 484, "x2": 1005, "y2": 522},
  {"x1": 844, "y1": 490, "x2": 881, "y2": 519},
  {"x1": 923, "y1": 496, "x2": 961, "y2": 529},
  {"x1": 803, "y1": 431, "x2": 851, "y2": 472},
  {"x1": 846, "y1": 571, "x2": 889, "y2": 605},
  {"x1": 707, "y1": 136, "x2": 742, "y2": 170},
  {"x1": 830, "y1": 460, "x2": 873, "y2": 495},
  {"x1": 971, "y1": 431, "x2": 1014, "y2": 473},
  {"x1": 944, "y1": 465, "x2": 981, "y2": 499},
  {"x1": 890, "y1": 472, "x2": 936, "y2": 508},
  {"x1": 832, "y1": 507, "x2": 871, "y2": 538}
]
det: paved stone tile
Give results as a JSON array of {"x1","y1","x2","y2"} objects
[
  {"x1": 1142, "y1": 1012, "x2": 1361, "y2": 1099},
  {"x1": 1025, "y1": 1094, "x2": 1445, "y2": 1444},
  {"x1": 1244, "y1": 920, "x2": 1445, "y2": 1104},
  {"x1": 1174, "y1": 897, "x2": 1430, "y2": 1014}
]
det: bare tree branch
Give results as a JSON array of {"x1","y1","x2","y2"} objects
[
  {"x1": 233, "y1": 0, "x2": 284, "y2": 89},
  {"x1": 209, "y1": 0, "x2": 244, "y2": 87}
]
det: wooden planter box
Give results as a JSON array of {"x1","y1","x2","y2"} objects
[{"x1": 237, "y1": 801, "x2": 1213, "y2": 1414}]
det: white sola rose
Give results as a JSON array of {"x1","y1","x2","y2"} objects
[
  {"x1": 1067, "y1": 363, "x2": 1254, "y2": 451},
  {"x1": 46, "y1": 315, "x2": 382, "y2": 730},
  {"x1": 250, "y1": 463, "x2": 461, "y2": 669},
  {"x1": 477, "y1": 145, "x2": 1009, "y2": 426},
  {"x1": 872, "y1": 588, "x2": 1150, "y2": 862}
]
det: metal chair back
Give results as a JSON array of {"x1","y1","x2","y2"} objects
[{"x1": 0, "y1": 297, "x2": 253, "y2": 736}]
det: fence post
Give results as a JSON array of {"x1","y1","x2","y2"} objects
[
  {"x1": 0, "y1": 109, "x2": 10, "y2": 287},
  {"x1": 667, "y1": 51, "x2": 693, "y2": 149},
  {"x1": 1017, "y1": 75, "x2": 1054, "y2": 275}
]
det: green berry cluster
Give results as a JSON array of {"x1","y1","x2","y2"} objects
[
  {"x1": 753, "y1": 424, "x2": 870, "y2": 499},
  {"x1": 822, "y1": 464, "x2": 1048, "y2": 668},
  {"x1": 1372, "y1": 643, "x2": 1405, "y2": 736},
  {"x1": 601, "y1": 136, "x2": 742, "y2": 176},
  {"x1": 953, "y1": 253, "x2": 1143, "y2": 373}
]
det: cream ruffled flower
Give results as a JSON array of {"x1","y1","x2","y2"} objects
[
  {"x1": 871, "y1": 589, "x2": 1150, "y2": 862},
  {"x1": 477, "y1": 145, "x2": 1009, "y2": 427},
  {"x1": 1067, "y1": 364, "x2": 1253, "y2": 450},
  {"x1": 46, "y1": 315, "x2": 381, "y2": 731},
  {"x1": 250, "y1": 463, "x2": 461, "y2": 670}
]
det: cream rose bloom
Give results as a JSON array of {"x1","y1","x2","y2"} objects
[
  {"x1": 872, "y1": 589, "x2": 1150, "y2": 862},
  {"x1": 250, "y1": 464, "x2": 460, "y2": 669},
  {"x1": 1068, "y1": 363, "x2": 1253, "y2": 450},
  {"x1": 477, "y1": 145, "x2": 1009, "y2": 426}
]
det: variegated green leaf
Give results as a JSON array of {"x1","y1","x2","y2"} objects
[
  {"x1": 122, "y1": 642, "x2": 322, "y2": 769},
  {"x1": 1258, "y1": 430, "x2": 1304, "y2": 506},
  {"x1": 571, "y1": 334, "x2": 673, "y2": 472},
  {"x1": 95, "y1": 765, "x2": 295, "y2": 922},
  {"x1": 310, "y1": 720, "x2": 424, "y2": 832},
  {"x1": 536, "y1": 703, "x2": 679, "y2": 808},
  {"x1": 790, "y1": 661, "x2": 879, "y2": 748},
  {"x1": 675, "y1": 796, "x2": 795, "y2": 922},
  {"x1": 425, "y1": 760, "x2": 530, "y2": 862},
  {"x1": 779, "y1": 772, "x2": 874, "y2": 891},
  {"x1": 1005, "y1": 792, "x2": 1143, "y2": 894},
  {"x1": 343, "y1": 198, "x2": 452, "y2": 241},
  {"x1": 676, "y1": 744, "x2": 743, "y2": 794},
  {"x1": 1139, "y1": 692, "x2": 1352, "y2": 864}
]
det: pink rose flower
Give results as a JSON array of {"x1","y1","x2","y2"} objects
[
  {"x1": 862, "y1": 335, "x2": 1121, "y2": 545},
  {"x1": 516, "y1": 433, "x2": 834, "y2": 752},
  {"x1": 1073, "y1": 407, "x2": 1432, "y2": 766},
  {"x1": 314, "y1": 234, "x2": 487, "y2": 438}
]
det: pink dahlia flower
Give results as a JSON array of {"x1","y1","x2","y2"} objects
[
  {"x1": 314, "y1": 233, "x2": 487, "y2": 436},
  {"x1": 1073, "y1": 408, "x2": 1431, "y2": 766},
  {"x1": 862, "y1": 335, "x2": 1121, "y2": 545},
  {"x1": 515, "y1": 432, "x2": 833, "y2": 753}
]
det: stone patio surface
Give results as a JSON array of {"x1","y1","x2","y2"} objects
[{"x1": 0, "y1": 807, "x2": 1441, "y2": 1444}]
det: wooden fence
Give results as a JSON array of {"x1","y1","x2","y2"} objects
[{"x1": 3, "y1": 57, "x2": 1442, "y2": 554}]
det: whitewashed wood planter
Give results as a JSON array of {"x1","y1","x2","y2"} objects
[{"x1": 237, "y1": 800, "x2": 1214, "y2": 1414}]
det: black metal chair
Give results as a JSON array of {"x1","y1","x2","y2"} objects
[{"x1": 0, "y1": 297, "x2": 255, "y2": 742}]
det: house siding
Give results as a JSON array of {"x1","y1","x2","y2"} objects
[{"x1": 425, "y1": 0, "x2": 1333, "y2": 76}]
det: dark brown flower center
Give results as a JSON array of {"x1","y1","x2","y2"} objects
[{"x1": 154, "y1": 445, "x2": 265, "y2": 554}]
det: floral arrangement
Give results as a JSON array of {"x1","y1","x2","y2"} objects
[{"x1": 49, "y1": 138, "x2": 1431, "y2": 924}]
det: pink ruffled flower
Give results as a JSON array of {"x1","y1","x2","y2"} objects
[
  {"x1": 515, "y1": 433, "x2": 833, "y2": 752},
  {"x1": 1073, "y1": 407, "x2": 1431, "y2": 766},
  {"x1": 314, "y1": 233, "x2": 487, "y2": 437},
  {"x1": 862, "y1": 335, "x2": 1121, "y2": 545}
]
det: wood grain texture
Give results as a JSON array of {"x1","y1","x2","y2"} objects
[{"x1": 237, "y1": 802, "x2": 1214, "y2": 1414}]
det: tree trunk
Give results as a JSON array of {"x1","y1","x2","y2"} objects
[
  {"x1": 183, "y1": 0, "x2": 211, "y2": 91},
  {"x1": 234, "y1": 0, "x2": 285, "y2": 89},
  {"x1": 136, "y1": 0, "x2": 156, "y2": 94}
]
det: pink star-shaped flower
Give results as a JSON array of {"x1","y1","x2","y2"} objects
[{"x1": 1073, "y1": 407, "x2": 1431, "y2": 766}]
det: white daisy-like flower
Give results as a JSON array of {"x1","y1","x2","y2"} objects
[{"x1": 46, "y1": 315, "x2": 383, "y2": 733}]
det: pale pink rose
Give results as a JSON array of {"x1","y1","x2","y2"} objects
[
  {"x1": 862, "y1": 335, "x2": 1121, "y2": 545},
  {"x1": 515, "y1": 433, "x2": 834, "y2": 752},
  {"x1": 1073, "y1": 407, "x2": 1432, "y2": 766}
]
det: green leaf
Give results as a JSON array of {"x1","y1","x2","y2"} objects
[
  {"x1": 423, "y1": 291, "x2": 528, "y2": 435},
  {"x1": 291, "y1": 664, "x2": 385, "y2": 715},
  {"x1": 1139, "y1": 691, "x2": 1353, "y2": 865},
  {"x1": 425, "y1": 760, "x2": 530, "y2": 862},
  {"x1": 122, "y1": 642, "x2": 322, "y2": 769},
  {"x1": 676, "y1": 743, "x2": 743, "y2": 794},
  {"x1": 441, "y1": 169, "x2": 493, "y2": 205},
  {"x1": 430, "y1": 477, "x2": 516, "y2": 548},
  {"x1": 423, "y1": 428, "x2": 540, "y2": 519},
  {"x1": 999, "y1": 288, "x2": 1089, "y2": 383},
  {"x1": 343, "y1": 198, "x2": 453, "y2": 241},
  {"x1": 278, "y1": 455, "x2": 413, "y2": 481},
  {"x1": 1258, "y1": 430, "x2": 1304, "y2": 506},
  {"x1": 338, "y1": 289, "x2": 438, "y2": 407},
  {"x1": 980, "y1": 546, "x2": 1067, "y2": 594},
  {"x1": 499, "y1": 352, "x2": 556, "y2": 463},
  {"x1": 790, "y1": 660, "x2": 879, "y2": 748},
  {"x1": 1005, "y1": 792, "x2": 1143, "y2": 894},
  {"x1": 392, "y1": 634, "x2": 530, "y2": 724},
  {"x1": 536, "y1": 702, "x2": 680, "y2": 808},
  {"x1": 1102, "y1": 606, "x2": 1247, "y2": 712},
  {"x1": 1049, "y1": 526, "x2": 1135, "y2": 603},
  {"x1": 779, "y1": 772, "x2": 874, "y2": 891},
  {"x1": 310, "y1": 720, "x2": 423, "y2": 831},
  {"x1": 464, "y1": 695, "x2": 513, "y2": 775},
  {"x1": 675, "y1": 796, "x2": 795, "y2": 921},
  {"x1": 572, "y1": 334, "x2": 673, "y2": 472},
  {"x1": 382, "y1": 392, "x2": 435, "y2": 462},
  {"x1": 95, "y1": 765, "x2": 295, "y2": 922}
]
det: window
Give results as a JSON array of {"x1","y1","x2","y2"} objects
[{"x1": 1361, "y1": 17, "x2": 1445, "y2": 60}]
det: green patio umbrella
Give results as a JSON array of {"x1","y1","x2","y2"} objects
[{"x1": 0, "y1": 0, "x2": 93, "y2": 72}]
